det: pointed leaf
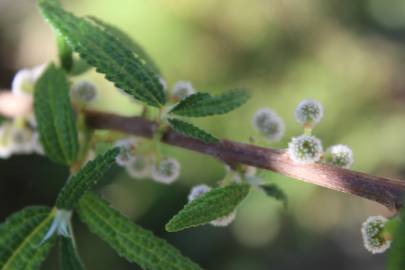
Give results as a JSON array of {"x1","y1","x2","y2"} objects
[
  {"x1": 34, "y1": 64, "x2": 79, "y2": 165},
  {"x1": 57, "y1": 35, "x2": 73, "y2": 71},
  {"x1": 38, "y1": 1, "x2": 166, "y2": 107},
  {"x1": 260, "y1": 184, "x2": 288, "y2": 207},
  {"x1": 59, "y1": 237, "x2": 86, "y2": 270},
  {"x1": 56, "y1": 147, "x2": 119, "y2": 210},
  {"x1": 88, "y1": 17, "x2": 160, "y2": 75},
  {"x1": 0, "y1": 207, "x2": 56, "y2": 270},
  {"x1": 168, "y1": 118, "x2": 219, "y2": 144},
  {"x1": 166, "y1": 184, "x2": 250, "y2": 232},
  {"x1": 77, "y1": 192, "x2": 202, "y2": 270},
  {"x1": 169, "y1": 89, "x2": 250, "y2": 117}
]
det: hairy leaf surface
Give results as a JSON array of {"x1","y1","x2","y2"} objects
[
  {"x1": 56, "y1": 147, "x2": 119, "y2": 210},
  {"x1": 34, "y1": 64, "x2": 79, "y2": 165},
  {"x1": 0, "y1": 207, "x2": 55, "y2": 270},
  {"x1": 59, "y1": 237, "x2": 86, "y2": 270},
  {"x1": 166, "y1": 184, "x2": 250, "y2": 232},
  {"x1": 77, "y1": 192, "x2": 202, "y2": 270},
  {"x1": 168, "y1": 118, "x2": 219, "y2": 144},
  {"x1": 170, "y1": 90, "x2": 250, "y2": 117},
  {"x1": 39, "y1": 1, "x2": 165, "y2": 107}
]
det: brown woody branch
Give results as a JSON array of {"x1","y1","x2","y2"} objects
[{"x1": 85, "y1": 111, "x2": 405, "y2": 211}]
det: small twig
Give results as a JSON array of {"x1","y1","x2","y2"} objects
[{"x1": 85, "y1": 111, "x2": 405, "y2": 211}]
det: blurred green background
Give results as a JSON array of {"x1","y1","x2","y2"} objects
[{"x1": 1, "y1": 0, "x2": 405, "y2": 269}]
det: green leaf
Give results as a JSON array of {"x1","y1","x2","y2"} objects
[
  {"x1": 34, "y1": 64, "x2": 79, "y2": 165},
  {"x1": 38, "y1": 1, "x2": 166, "y2": 107},
  {"x1": 260, "y1": 184, "x2": 288, "y2": 207},
  {"x1": 56, "y1": 147, "x2": 119, "y2": 210},
  {"x1": 168, "y1": 118, "x2": 219, "y2": 144},
  {"x1": 59, "y1": 237, "x2": 86, "y2": 270},
  {"x1": 0, "y1": 207, "x2": 56, "y2": 270},
  {"x1": 388, "y1": 210, "x2": 405, "y2": 269},
  {"x1": 166, "y1": 184, "x2": 250, "y2": 232},
  {"x1": 70, "y1": 59, "x2": 92, "y2": 76},
  {"x1": 169, "y1": 89, "x2": 250, "y2": 117},
  {"x1": 57, "y1": 35, "x2": 73, "y2": 71},
  {"x1": 87, "y1": 16, "x2": 160, "y2": 75},
  {"x1": 77, "y1": 192, "x2": 202, "y2": 270}
]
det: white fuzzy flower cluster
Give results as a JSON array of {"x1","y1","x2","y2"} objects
[
  {"x1": 0, "y1": 65, "x2": 47, "y2": 159},
  {"x1": 12, "y1": 65, "x2": 46, "y2": 96},
  {"x1": 287, "y1": 135, "x2": 323, "y2": 164},
  {"x1": 171, "y1": 81, "x2": 195, "y2": 100},
  {"x1": 252, "y1": 108, "x2": 285, "y2": 142},
  {"x1": 114, "y1": 138, "x2": 181, "y2": 184},
  {"x1": 324, "y1": 144, "x2": 354, "y2": 169},
  {"x1": 361, "y1": 216, "x2": 391, "y2": 254},
  {"x1": 188, "y1": 184, "x2": 236, "y2": 227},
  {"x1": 70, "y1": 80, "x2": 98, "y2": 104},
  {"x1": 294, "y1": 99, "x2": 323, "y2": 127}
]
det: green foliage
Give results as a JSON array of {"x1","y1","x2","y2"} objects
[
  {"x1": 169, "y1": 89, "x2": 250, "y2": 117},
  {"x1": 166, "y1": 184, "x2": 250, "y2": 232},
  {"x1": 59, "y1": 237, "x2": 86, "y2": 270},
  {"x1": 70, "y1": 59, "x2": 92, "y2": 76},
  {"x1": 0, "y1": 207, "x2": 56, "y2": 270},
  {"x1": 77, "y1": 192, "x2": 202, "y2": 270},
  {"x1": 34, "y1": 64, "x2": 79, "y2": 165},
  {"x1": 88, "y1": 16, "x2": 161, "y2": 75},
  {"x1": 168, "y1": 118, "x2": 219, "y2": 144},
  {"x1": 388, "y1": 211, "x2": 405, "y2": 269},
  {"x1": 38, "y1": 0, "x2": 166, "y2": 107},
  {"x1": 56, "y1": 147, "x2": 119, "y2": 210},
  {"x1": 260, "y1": 184, "x2": 288, "y2": 207},
  {"x1": 57, "y1": 35, "x2": 73, "y2": 71}
]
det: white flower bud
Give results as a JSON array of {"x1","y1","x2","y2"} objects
[
  {"x1": 210, "y1": 211, "x2": 236, "y2": 227},
  {"x1": 288, "y1": 135, "x2": 323, "y2": 164},
  {"x1": 0, "y1": 123, "x2": 14, "y2": 159},
  {"x1": 12, "y1": 64, "x2": 46, "y2": 96},
  {"x1": 294, "y1": 99, "x2": 323, "y2": 127},
  {"x1": 42, "y1": 209, "x2": 72, "y2": 243},
  {"x1": 10, "y1": 126, "x2": 34, "y2": 154},
  {"x1": 361, "y1": 216, "x2": 391, "y2": 254},
  {"x1": 114, "y1": 138, "x2": 137, "y2": 166},
  {"x1": 172, "y1": 81, "x2": 195, "y2": 100},
  {"x1": 125, "y1": 155, "x2": 150, "y2": 179},
  {"x1": 188, "y1": 184, "x2": 212, "y2": 202},
  {"x1": 252, "y1": 108, "x2": 285, "y2": 142},
  {"x1": 151, "y1": 157, "x2": 181, "y2": 184},
  {"x1": 70, "y1": 80, "x2": 98, "y2": 103},
  {"x1": 324, "y1": 144, "x2": 354, "y2": 169}
]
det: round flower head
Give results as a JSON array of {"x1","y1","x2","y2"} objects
[
  {"x1": 172, "y1": 81, "x2": 195, "y2": 100},
  {"x1": 125, "y1": 155, "x2": 150, "y2": 179},
  {"x1": 10, "y1": 126, "x2": 34, "y2": 154},
  {"x1": 324, "y1": 144, "x2": 354, "y2": 169},
  {"x1": 252, "y1": 108, "x2": 285, "y2": 142},
  {"x1": 288, "y1": 135, "x2": 323, "y2": 164},
  {"x1": 294, "y1": 99, "x2": 324, "y2": 127},
  {"x1": 114, "y1": 138, "x2": 137, "y2": 166},
  {"x1": 210, "y1": 211, "x2": 236, "y2": 227},
  {"x1": 70, "y1": 80, "x2": 98, "y2": 104},
  {"x1": 151, "y1": 157, "x2": 181, "y2": 184},
  {"x1": 12, "y1": 64, "x2": 46, "y2": 96},
  {"x1": 188, "y1": 184, "x2": 212, "y2": 202},
  {"x1": 361, "y1": 216, "x2": 391, "y2": 254}
]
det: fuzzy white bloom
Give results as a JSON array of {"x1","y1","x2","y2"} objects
[
  {"x1": 294, "y1": 99, "x2": 324, "y2": 127},
  {"x1": 114, "y1": 138, "x2": 137, "y2": 166},
  {"x1": 188, "y1": 184, "x2": 212, "y2": 202},
  {"x1": 361, "y1": 216, "x2": 391, "y2": 254},
  {"x1": 42, "y1": 209, "x2": 72, "y2": 243},
  {"x1": 0, "y1": 123, "x2": 15, "y2": 159},
  {"x1": 70, "y1": 80, "x2": 98, "y2": 103},
  {"x1": 288, "y1": 135, "x2": 323, "y2": 164},
  {"x1": 151, "y1": 157, "x2": 181, "y2": 184},
  {"x1": 10, "y1": 127, "x2": 34, "y2": 154},
  {"x1": 324, "y1": 144, "x2": 354, "y2": 169},
  {"x1": 252, "y1": 108, "x2": 285, "y2": 142},
  {"x1": 172, "y1": 81, "x2": 195, "y2": 100},
  {"x1": 12, "y1": 64, "x2": 46, "y2": 96},
  {"x1": 210, "y1": 211, "x2": 236, "y2": 227},
  {"x1": 125, "y1": 155, "x2": 150, "y2": 179}
]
